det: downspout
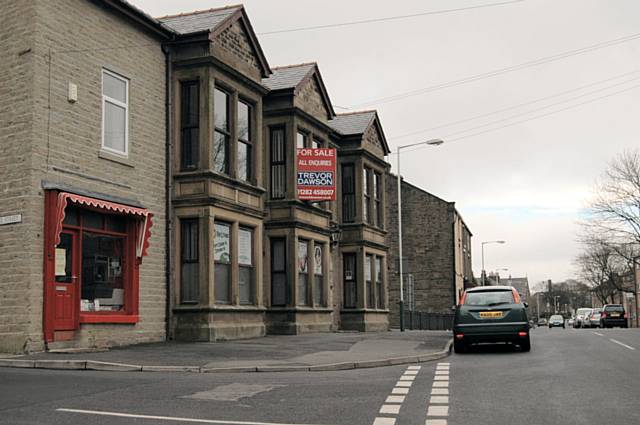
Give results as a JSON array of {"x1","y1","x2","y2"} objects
[{"x1": 162, "y1": 44, "x2": 173, "y2": 340}]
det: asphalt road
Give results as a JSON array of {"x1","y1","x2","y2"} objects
[{"x1": 1, "y1": 328, "x2": 640, "y2": 425}]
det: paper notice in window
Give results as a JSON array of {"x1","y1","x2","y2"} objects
[{"x1": 55, "y1": 248, "x2": 67, "y2": 276}]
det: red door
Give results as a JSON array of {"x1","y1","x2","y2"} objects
[{"x1": 53, "y1": 231, "x2": 80, "y2": 332}]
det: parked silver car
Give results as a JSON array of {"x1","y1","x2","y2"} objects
[
  {"x1": 583, "y1": 308, "x2": 602, "y2": 328},
  {"x1": 574, "y1": 308, "x2": 592, "y2": 328},
  {"x1": 548, "y1": 315, "x2": 565, "y2": 328}
]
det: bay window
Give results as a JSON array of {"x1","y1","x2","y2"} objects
[
  {"x1": 366, "y1": 254, "x2": 374, "y2": 308},
  {"x1": 180, "y1": 218, "x2": 199, "y2": 303},
  {"x1": 271, "y1": 238, "x2": 287, "y2": 306},
  {"x1": 343, "y1": 253, "x2": 357, "y2": 308},
  {"x1": 313, "y1": 244, "x2": 324, "y2": 306},
  {"x1": 270, "y1": 127, "x2": 286, "y2": 199},
  {"x1": 298, "y1": 240, "x2": 309, "y2": 306},
  {"x1": 214, "y1": 222, "x2": 231, "y2": 303},
  {"x1": 342, "y1": 164, "x2": 356, "y2": 223},
  {"x1": 180, "y1": 81, "x2": 199, "y2": 170},
  {"x1": 237, "y1": 100, "x2": 252, "y2": 182},
  {"x1": 213, "y1": 88, "x2": 230, "y2": 174},
  {"x1": 238, "y1": 227, "x2": 254, "y2": 304}
]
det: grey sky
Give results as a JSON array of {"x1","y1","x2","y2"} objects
[{"x1": 132, "y1": 0, "x2": 640, "y2": 287}]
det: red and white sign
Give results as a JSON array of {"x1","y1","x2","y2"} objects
[{"x1": 297, "y1": 148, "x2": 337, "y2": 201}]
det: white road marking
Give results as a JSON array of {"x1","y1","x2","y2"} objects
[
  {"x1": 432, "y1": 381, "x2": 449, "y2": 388},
  {"x1": 610, "y1": 338, "x2": 636, "y2": 350},
  {"x1": 436, "y1": 365, "x2": 449, "y2": 369},
  {"x1": 399, "y1": 375, "x2": 416, "y2": 381},
  {"x1": 438, "y1": 363, "x2": 450, "y2": 366},
  {"x1": 433, "y1": 376, "x2": 449, "y2": 381},
  {"x1": 380, "y1": 405, "x2": 401, "y2": 414},
  {"x1": 56, "y1": 409, "x2": 321, "y2": 425},
  {"x1": 407, "y1": 366, "x2": 422, "y2": 370},
  {"x1": 431, "y1": 388, "x2": 449, "y2": 395},
  {"x1": 425, "y1": 420, "x2": 447, "y2": 425},
  {"x1": 386, "y1": 395, "x2": 406, "y2": 403},
  {"x1": 593, "y1": 332, "x2": 604, "y2": 336},
  {"x1": 404, "y1": 370, "x2": 419, "y2": 375},
  {"x1": 434, "y1": 370, "x2": 449, "y2": 375},
  {"x1": 396, "y1": 381, "x2": 413, "y2": 387},
  {"x1": 392, "y1": 387, "x2": 410, "y2": 394},
  {"x1": 427, "y1": 405, "x2": 449, "y2": 417},
  {"x1": 429, "y1": 396, "x2": 449, "y2": 404},
  {"x1": 373, "y1": 418, "x2": 396, "y2": 425}
]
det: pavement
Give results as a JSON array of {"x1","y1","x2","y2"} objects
[{"x1": 0, "y1": 330, "x2": 452, "y2": 373}]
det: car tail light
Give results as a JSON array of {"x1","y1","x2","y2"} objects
[
  {"x1": 455, "y1": 333, "x2": 464, "y2": 339},
  {"x1": 518, "y1": 331, "x2": 527, "y2": 337},
  {"x1": 512, "y1": 289, "x2": 521, "y2": 304}
]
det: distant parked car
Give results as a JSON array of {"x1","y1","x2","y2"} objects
[
  {"x1": 568, "y1": 317, "x2": 575, "y2": 327},
  {"x1": 600, "y1": 304, "x2": 628, "y2": 328},
  {"x1": 538, "y1": 318, "x2": 547, "y2": 326},
  {"x1": 584, "y1": 308, "x2": 602, "y2": 328},
  {"x1": 574, "y1": 308, "x2": 592, "y2": 328},
  {"x1": 548, "y1": 315, "x2": 565, "y2": 328}
]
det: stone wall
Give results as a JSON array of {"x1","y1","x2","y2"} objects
[
  {"x1": 386, "y1": 175, "x2": 456, "y2": 327},
  {"x1": 0, "y1": 0, "x2": 38, "y2": 353}
]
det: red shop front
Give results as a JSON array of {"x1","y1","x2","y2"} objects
[{"x1": 43, "y1": 190, "x2": 153, "y2": 343}]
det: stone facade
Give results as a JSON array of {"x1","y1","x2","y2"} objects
[
  {"x1": 0, "y1": 1, "x2": 396, "y2": 352},
  {"x1": 0, "y1": 0, "x2": 168, "y2": 353},
  {"x1": 386, "y1": 176, "x2": 473, "y2": 327}
]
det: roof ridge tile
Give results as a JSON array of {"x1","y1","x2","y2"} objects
[{"x1": 156, "y1": 4, "x2": 242, "y2": 20}]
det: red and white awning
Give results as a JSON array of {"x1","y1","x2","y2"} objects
[{"x1": 53, "y1": 192, "x2": 153, "y2": 258}]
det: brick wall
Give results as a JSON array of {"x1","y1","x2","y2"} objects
[
  {"x1": 385, "y1": 175, "x2": 456, "y2": 327},
  {"x1": 0, "y1": 0, "x2": 38, "y2": 353},
  {"x1": 0, "y1": 0, "x2": 167, "y2": 353}
]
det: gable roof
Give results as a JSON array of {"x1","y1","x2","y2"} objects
[
  {"x1": 157, "y1": 5, "x2": 240, "y2": 34},
  {"x1": 262, "y1": 63, "x2": 316, "y2": 91},
  {"x1": 157, "y1": 5, "x2": 271, "y2": 76},
  {"x1": 329, "y1": 110, "x2": 391, "y2": 155},
  {"x1": 262, "y1": 62, "x2": 335, "y2": 118},
  {"x1": 329, "y1": 110, "x2": 376, "y2": 135}
]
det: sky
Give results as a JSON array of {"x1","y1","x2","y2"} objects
[{"x1": 132, "y1": 0, "x2": 640, "y2": 287}]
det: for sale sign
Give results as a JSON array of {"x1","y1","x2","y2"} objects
[{"x1": 297, "y1": 148, "x2": 337, "y2": 201}]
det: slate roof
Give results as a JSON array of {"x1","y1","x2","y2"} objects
[
  {"x1": 328, "y1": 111, "x2": 377, "y2": 135},
  {"x1": 261, "y1": 63, "x2": 316, "y2": 91},
  {"x1": 157, "y1": 5, "x2": 242, "y2": 35}
]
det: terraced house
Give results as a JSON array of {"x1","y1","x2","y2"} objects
[{"x1": 0, "y1": 0, "x2": 392, "y2": 353}]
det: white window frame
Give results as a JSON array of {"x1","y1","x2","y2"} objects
[{"x1": 101, "y1": 69, "x2": 129, "y2": 157}]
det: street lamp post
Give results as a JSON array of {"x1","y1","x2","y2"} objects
[
  {"x1": 481, "y1": 241, "x2": 506, "y2": 286},
  {"x1": 397, "y1": 138, "x2": 443, "y2": 332}
]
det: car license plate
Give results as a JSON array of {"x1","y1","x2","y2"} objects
[
  {"x1": 480, "y1": 311, "x2": 503, "y2": 319},
  {"x1": 611, "y1": 313, "x2": 620, "y2": 317}
]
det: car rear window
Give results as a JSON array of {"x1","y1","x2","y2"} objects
[
  {"x1": 464, "y1": 290, "x2": 514, "y2": 306},
  {"x1": 550, "y1": 315, "x2": 563, "y2": 320},
  {"x1": 604, "y1": 305, "x2": 624, "y2": 312}
]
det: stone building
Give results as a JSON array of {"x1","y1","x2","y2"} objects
[
  {"x1": 0, "y1": 0, "x2": 170, "y2": 353},
  {"x1": 385, "y1": 177, "x2": 473, "y2": 327},
  {"x1": 0, "y1": 1, "x2": 392, "y2": 352}
]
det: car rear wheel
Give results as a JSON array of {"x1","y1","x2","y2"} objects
[
  {"x1": 453, "y1": 340, "x2": 466, "y2": 354},
  {"x1": 520, "y1": 337, "x2": 531, "y2": 352}
]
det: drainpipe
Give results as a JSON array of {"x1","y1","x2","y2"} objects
[{"x1": 162, "y1": 44, "x2": 173, "y2": 340}]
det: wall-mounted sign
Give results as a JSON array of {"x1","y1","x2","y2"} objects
[
  {"x1": 296, "y1": 148, "x2": 336, "y2": 201},
  {"x1": 0, "y1": 214, "x2": 21, "y2": 226}
]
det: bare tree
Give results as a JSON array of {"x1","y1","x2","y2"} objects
[
  {"x1": 577, "y1": 150, "x2": 640, "y2": 301},
  {"x1": 588, "y1": 149, "x2": 640, "y2": 247}
]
